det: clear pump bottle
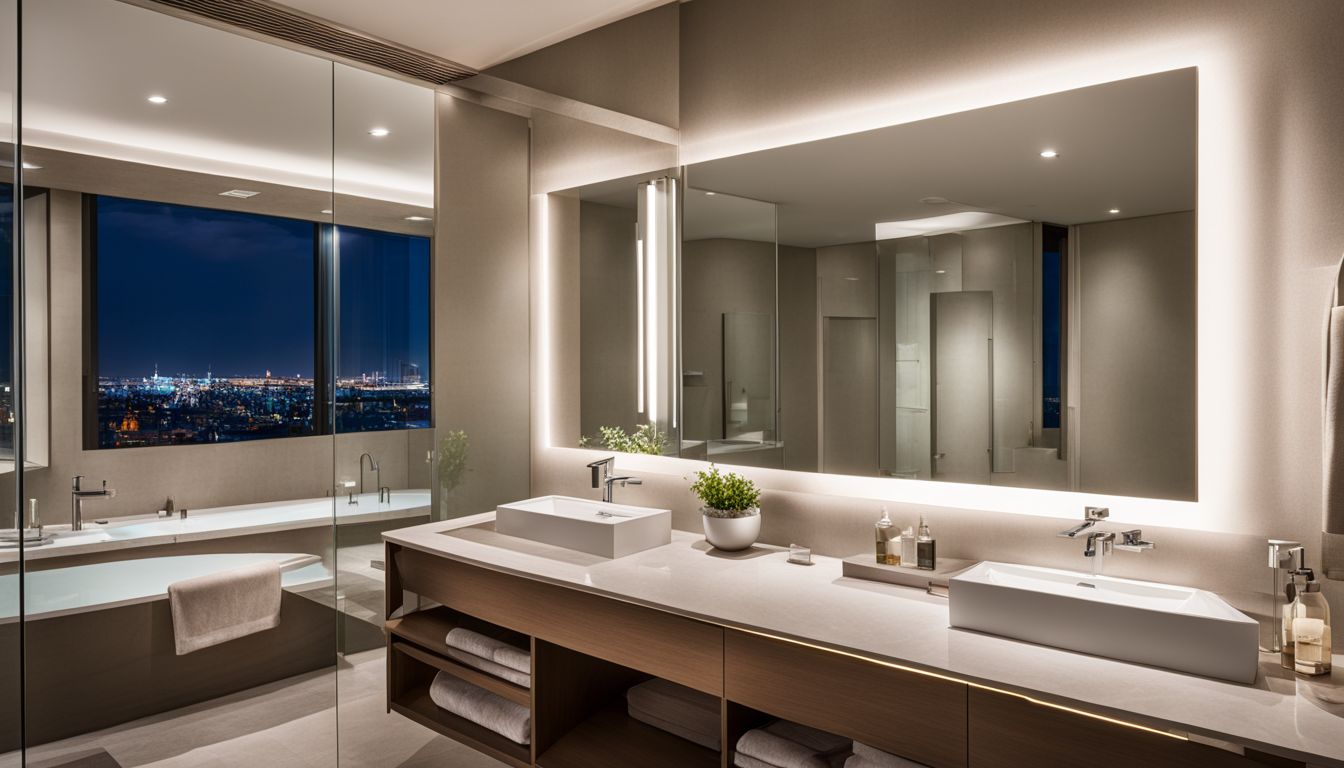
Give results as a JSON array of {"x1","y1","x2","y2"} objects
[{"x1": 1282, "y1": 567, "x2": 1332, "y2": 676}]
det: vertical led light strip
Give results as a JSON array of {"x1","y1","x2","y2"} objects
[
  {"x1": 644, "y1": 181, "x2": 659, "y2": 425},
  {"x1": 636, "y1": 230, "x2": 645, "y2": 414},
  {"x1": 668, "y1": 178, "x2": 678, "y2": 432}
]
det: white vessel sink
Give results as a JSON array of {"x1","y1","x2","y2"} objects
[
  {"x1": 495, "y1": 495, "x2": 671, "y2": 559},
  {"x1": 949, "y1": 561, "x2": 1259, "y2": 683}
]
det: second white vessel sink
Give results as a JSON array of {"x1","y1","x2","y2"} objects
[
  {"x1": 949, "y1": 561, "x2": 1259, "y2": 683},
  {"x1": 495, "y1": 495, "x2": 671, "y2": 559}
]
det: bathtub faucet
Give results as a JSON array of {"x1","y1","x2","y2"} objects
[{"x1": 71, "y1": 475, "x2": 116, "y2": 531}]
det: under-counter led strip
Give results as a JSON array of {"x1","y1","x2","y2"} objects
[{"x1": 731, "y1": 626, "x2": 1190, "y2": 743}]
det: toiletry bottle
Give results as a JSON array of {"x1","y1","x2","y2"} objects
[
  {"x1": 1286, "y1": 568, "x2": 1332, "y2": 676},
  {"x1": 916, "y1": 514, "x2": 937, "y2": 570},
  {"x1": 899, "y1": 526, "x2": 917, "y2": 568},
  {"x1": 875, "y1": 508, "x2": 897, "y2": 565}
]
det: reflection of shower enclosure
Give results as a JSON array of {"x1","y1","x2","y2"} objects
[
  {"x1": 823, "y1": 317, "x2": 879, "y2": 476},
  {"x1": 931, "y1": 291, "x2": 994, "y2": 483},
  {"x1": 723, "y1": 312, "x2": 775, "y2": 440}
]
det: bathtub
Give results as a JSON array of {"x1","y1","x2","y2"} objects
[
  {"x1": 1, "y1": 489, "x2": 431, "y2": 563},
  {"x1": 0, "y1": 551, "x2": 328, "y2": 623}
]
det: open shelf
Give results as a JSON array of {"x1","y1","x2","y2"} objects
[
  {"x1": 391, "y1": 640, "x2": 530, "y2": 706},
  {"x1": 536, "y1": 702, "x2": 720, "y2": 768},
  {"x1": 387, "y1": 605, "x2": 529, "y2": 654},
  {"x1": 390, "y1": 688, "x2": 531, "y2": 768}
]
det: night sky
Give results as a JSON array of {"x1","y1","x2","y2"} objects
[{"x1": 96, "y1": 196, "x2": 431, "y2": 382}]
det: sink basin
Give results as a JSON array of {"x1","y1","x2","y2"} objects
[
  {"x1": 949, "y1": 561, "x2": 1259, "y2": 683},
  {"x1": 495, "y1": 496, "x2": 671, "y2": 558}
]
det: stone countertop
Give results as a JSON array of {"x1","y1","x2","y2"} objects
[{"x1": 385, "y1": 513, "x2": 1344, "y2": 767}]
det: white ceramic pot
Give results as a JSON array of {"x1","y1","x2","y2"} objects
[{"x1": 701, "y1": 507, "x2": 761, "y2": 551}]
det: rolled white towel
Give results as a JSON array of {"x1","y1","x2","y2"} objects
[
  {"x1": 736, "y1": 720, "x2": 850, "y2": 768},
  {"x1": 848, "y1": 741, "x2": 929, "y2": 768},
  {"x1": 446, "y1": 627, "x2": 531, "y2": 675},
  {"x1": 429, "y1": 672, "x2": 531, "y2": 745},
  {"x1": 446, "y1": 647, "x2": 531, "y2": 688}
]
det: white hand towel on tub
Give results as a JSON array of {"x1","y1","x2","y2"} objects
[
  {"x1": 736, "y1": 719, "x2": 851, "y2": 768},
  {"x1": 446, "y1": 626, "x2": 531, "y2": 675},
  {"x1": 446, "y1": 647, "x2": 531, "y2": 688},
  {"x1": 846, "y1": 741, "x2": 928, "y2": 767},
  {"x1": 167, "y1": 561, "x2": 281, "y2": 656},
  {"x1": 429, "y1": 671, "x2": 531, "y2": 745}
]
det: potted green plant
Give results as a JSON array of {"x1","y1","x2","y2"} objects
[{"x1": 690, "y1": 465, "x2": 761, "y2": 551}]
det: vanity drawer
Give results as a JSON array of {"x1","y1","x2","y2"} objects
[
  {"x1": 394, "y1": 547, "x2": 724, "y2": 695},
  {"x1": 725, "y1": 630, "x2": 968, "y2": 768}
]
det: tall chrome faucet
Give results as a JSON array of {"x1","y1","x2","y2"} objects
[
  {"x1": 357, "y1": 453, "x2": 391, "y2": 504},
  {"x1": 587, "y1": 456, "x2": 641, "y2": 503},
  {"x1": 71, "y1": 475, "x2": 116, "y2": 531}
]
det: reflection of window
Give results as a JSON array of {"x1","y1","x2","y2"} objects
[
  {"x1": 88, "y1": 195, "x2": 432, "y2": 449},
  {"x1": 1041, "y1": 224, "x2": 1067, "y2": 431},
  {"x1": 335, "y1": 226, "x2": 431, "y2": 433}
]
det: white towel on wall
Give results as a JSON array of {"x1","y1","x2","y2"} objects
[
  {"x1": 167, "y1": 561, "x2": 281, "y2": 656},
  {"x1": 1325, "y1": 252, "x2": 1344, "y2": 535}
]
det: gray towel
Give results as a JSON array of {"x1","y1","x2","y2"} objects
[
  {"x1": 167, "y1": 561, "x2": 280, "y2": 656},
  {"x1": 849, "y1": 741, "x2": 928, "y2": 768},
  {"x1": 736, "y1": 720, "x2": 850, "y2": 768},
  {"x1": 1326, "y1": 301, "x2": 1344, "y2": 534},
  {"x1": 630, "y1": 704, "x2": 720, "y2": 751},
  {"x1": 447, "y1": 647, "x2": 531, "y2": 688},
  {"x1": 446, "y1": 627, "x2": 531, "y2": 675},
  {"x1": 429, "y1": 671, "x2": 531, "y2": 745},
  {"x1": 626, "y1": 678, "x2": 720, "y2": 748}
]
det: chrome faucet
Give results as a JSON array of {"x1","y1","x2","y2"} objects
[
  {"x1": 1059, "y1": 507, "x2": 1153, "y2": 575},
  {"x1": 357, "y1": 453, "x2": 391, "y2": 504},
  {"x1": 71, "y1": 475, "x2": 116, "y2": 531},
  {"x1": 1058, "y1": 506, "x2": 1109, "y2": 538},
  {"x1": 587, "y1": 456, "x2": 642, "y2": 503}
]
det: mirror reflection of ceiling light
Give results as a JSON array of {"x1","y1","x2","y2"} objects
[
  {"x1": 404, "y1": 215, "x2": 431, "y2": 221},
  {"x1": 1109, "y1": 208, "x2": 1121, "y2": 214},
  {"x1": 218, "y1": 189, "x2": 259, "y2": 198},
  {"x1": 320, "y1": 209, "x2": 333, "y2": 215},
  {"x1": 368, "y1": 127, "x2": 390, "y2": 137},
  {"x1": 1039, "y1": 149, "x2": 1059, "y2": 158},
  {"x1": 704, "y1": 191, "x2": 716, "y2": 196},
  {"x1": 147, "y1": 95, "x2": 167, "y2": 104},
  {"x1": 875, "y1": 211, "x2": 1028, "y2": 240},
  {"x1": 21, "y1": 162, "x2": 40, "y2": 170},
  {"x1": 935, "y1": 270, "x2": 947, "y2": 274}
]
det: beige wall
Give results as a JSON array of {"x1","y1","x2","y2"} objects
[
  {"x1": 1077, "y1": 210, "x2": 1197, "y2": 501},
  {"x1": 434, "y1": 94, "x2": 532, "y2": 518},
  {"x1": 579, "y1": 200, "x2": 640, "y2": 441},
  {"x1": 778, "y1": 245, "x2": 817, "y2": 472},
  {"x1": 523, "y1": 0, "x2": 1344, "y2": 633}
]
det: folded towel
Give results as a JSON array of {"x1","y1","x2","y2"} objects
[
  {"x1": 736, "y1": 720, "x2": 850, "y2": 768},
  {"x1": 429, "y1": 671, "x2": 531, "y2": 745},
  {"x1": 446, "y1": 627, "x2": 531, "y2": 675},
  {"x1": 736, "y1": 755, "x2": 785, "y2": 768},
  {"x1": 626, "y1": 678, "x2": 720, "y2": 747},
  {"x1": 168, "y1": 561, "x2": 281, "y2": 656},
  {"x1": 447, "y1": 647, "x2": 531, "y2": 688},
  {"x1": 630, "y1": 704, "x2": 720, "y2": 751},
  {"x1": 849, "y1": 741, "x2": 927, "y2": 768}
]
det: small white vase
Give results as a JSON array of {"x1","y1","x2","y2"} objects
[{"x1": 701, "y1": 506, "x2": 761, "y2": 551}]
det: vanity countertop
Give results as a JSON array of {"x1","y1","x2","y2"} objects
[{"x1": 385, "y1": 513, "x2": 1344, "y2": 767}]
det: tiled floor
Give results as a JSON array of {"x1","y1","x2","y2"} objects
[{"x1": 12, "y1": 648, "x2": 506, "y2": 768}]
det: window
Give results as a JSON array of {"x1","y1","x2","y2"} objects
[
  {"x1": 89, "y1": 195, "x2": 431, "y2": 449},
  {"x1": 335, "y1": 226, "x2": 431, "y2": 432},
  {"x1": 1041, "y1": 224, "x2": 1067, "y2": 432}
]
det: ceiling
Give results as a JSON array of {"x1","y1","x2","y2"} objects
[
  {"x1": 274, "y1": 0, "x2": 668, "y2": 70},
  {"x1": 684, "y1": 68, "x2": 1197, "y2": 248},
  {"x1": 20, "y1": 0, "x2": 435, "y2": 208}
]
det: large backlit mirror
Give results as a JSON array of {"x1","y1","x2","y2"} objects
[
  {"x1": 572, "y1": 68, "x2": 1197, "y2": 502},
  {"x1": 685, "y1": 68, "x2": 1197, "y2": 500}
]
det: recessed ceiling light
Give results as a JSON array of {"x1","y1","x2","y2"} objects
[
  {"x1": 920, "y1": 196, "x2": 949, "y2": 204},
  {"x1": 704, "y1": 191, "x2": 716, "y2": 196},
  {"x1": 404, "y1": 215, "x2": 431, "y2": 222},
  {"x1": 20, "y1": 162, "x2": 40, "y2": 170},
  {"x1": 1039, "y1": 149, "x2": 1059, "y2": 159},
  {"x1": 1108, "y1": 208, "x2": 1121, "y2": 214},
  {"x1": 368, "y1": 127, "x2": 390, "y2": 137},
  {"x1": 147, "y1": 95, "x2": 168, "y2": 104},
  {"x1": 935, "y1": 269, "x2": 947, "y2": 275},
  {"x1": 320, "y1": 209, "x2": 333, "y2": 215},
  {"x1": 219, "y1": 189, "x2": 259, "y2": 199}
]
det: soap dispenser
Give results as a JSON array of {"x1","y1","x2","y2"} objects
[
  {"x1": 874, "y1": 507, "x2": 897, "y2": 565},
  {"x1": 1283, "y1": 566, "x2": 1332, "y2": 676},
  {"x1": 916, "y1": 514, "x2": 936, "y2": 570},
  {"x1": 899, "y1": 525, "x2": 917, "y2": 568}
]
